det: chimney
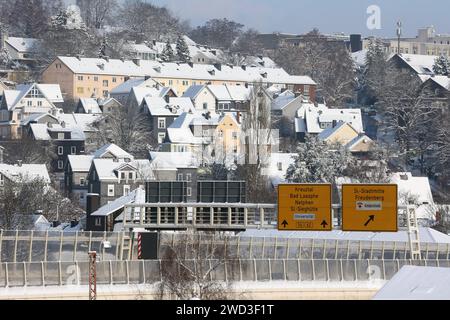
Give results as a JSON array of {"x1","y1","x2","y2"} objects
[
  {"x1": 17, "y1": 160, "x2": 22, "y2": 167},
  {"x1": 0, "y1": 28, "x2": 8, "y2": 50},
  {"x1": 165, "y1": 95, "x2": 170, "y2": 103},
  {"x1": 152, "y1": 40, "x2": 157, "y2": 46},
  {"x1": 76, "y1": 54, "x2": 82, "y2": 61},
  {"x1": 132, "y1": 58, "x2": 141, "y2": 66},
  {"x1": 61, "y1": 121, "x2": 66, "y2": 128},
  {"x1": 86, "y1": 193, "x2": 101, "y2": 230}
]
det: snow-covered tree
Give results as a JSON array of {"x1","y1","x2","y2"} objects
[
  {"x1": 433, "y1": 55, "x2": 450, "y2": 76},
  {"x1": 160, "y1": 40, "x2": 175, "y2": 62},
  {"x1": 361, "y1": 38, "x2": 388, "y2": 105},
  {"x1": 98, "y1": 37, "x2": 108, "y2": 59},
  {"x1": 176, "y1": 35, "x2": 191, "y2": 63},
  {"x1": 286, "y1": 135, "x2": 353, "y2": 184}
]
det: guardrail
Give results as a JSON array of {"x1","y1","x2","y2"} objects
[{"x1": 1, "y1": 259, "x2": 450, "y2": 288}]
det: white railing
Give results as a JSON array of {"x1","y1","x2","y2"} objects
[{"x1": 1, "y1": 259, "x2": 449, "y2": 288}]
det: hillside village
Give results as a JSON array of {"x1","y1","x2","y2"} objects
[{"x1": 0, "y1": 1, "x2": 449, "y2": 235}]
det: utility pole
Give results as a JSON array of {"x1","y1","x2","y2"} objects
[
  {"x1": 88, "y1": 251, "x2": 97, "y2": 300},
  {"x1": 397, "y1": 21, "x2": 402, "y2": 54}
]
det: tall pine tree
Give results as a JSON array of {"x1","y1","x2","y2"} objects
[
  {"x1": 433, "y1": 55, "x2": 450, "y2": 76},
  {"x1": 176, "y1": 35, "x2": 191, "y2": 63},
  {"x1": 160, "y1": 40, "x2": 174, "y2": 62}
]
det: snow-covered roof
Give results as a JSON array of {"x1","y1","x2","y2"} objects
[
  {"x1": 207, "y1": 84, "x2": 252, "y2": 101},
  {"x1": 428, "y1": 75, "x2": 450, "y2": 91},
  {"x1": 92, "y1": 159, "x2": 153, "y2": 181},
  {"x1": 143, "y1": 97, "x2": 194, "y2": 116},
  {"x1": 390, "y1": 172, "x2": 434, "y2": 206},
  {"x1": 373, "y1": 266, "x2": 450, "y2": 300},
  {"x1": 297, "y1": 103, "x2": 364, "y2": 134},
  {"x1": 351, "y1": 49, "x2": 368, "y2": 68},
  {"x1": 149, "y1": 151, "x2": 200, "y2": 170},
  {"x1": 265, "y1": 153, "x2": 296, "y2": 187},
  {"x1": 67, "y1": 155, "x2": 94, "y2": 172},
  {"x1": 110, "y1": 77, "x2": 162, "y2": 95},
  {"x1": 57, "y1": 113, "x2": 101, "y2": 132},
  {"x1": 2, "y1": 83, "x2": 63, "y2": 110},
  {"x1": 271, "y1": 90, "x2": 296, "y2": 111},
  {"x1": 78, "y1": 98, "x2": 102, "y2": 114},
  {"x1": 0, "y1": 163, "x2": 50, "y2": 183},
  {"x1": 183, "y1": 85, "x2": 205, "y2": 99},
  {"x1": 91, "y1": 188, "x2": 146, "y2": 217},
  {"x1": 239, "y1": 227, "x2": 450, "y2": 244},
  {"x1": 127, "y1": 43, "x2": 157, "y2": 54},
  {"x1": 92, "y1": 144, "x2": 134, "y2": 160},
  {"x1": 29, "y1": 123, "x2": 51, "y2": 140},
  {"x1": 5, "y1": 37, "x2": 39, "y2": 53},
  {"x1": 346, "y1": 134, "x2": 374, "y2": 152},
  {"x1": 394, "y1": 53, "x2": 438, "y2": 75},
  {"x1": 20, "y1": 113, "x2": 59, "y2": 126},
  {"x1": 55, "y1": 56, "x2": 316, "y2": 86}
]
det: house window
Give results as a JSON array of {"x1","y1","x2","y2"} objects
[
  {"x1": 128, "y1": 172, "x2": 134, "y2": 180},
  {"x1": 103, "y1": 80, "x2": 109, "y2": 87},
  {"x1": 123, "y1": 185, "x2": 130, "y2": 196},
  {"x1": 58, "y1": 146, "x2": 64, "y2": 155},
  {"x1": 103, "y1": 90, "x2": 109, "y2": 97},
  {"x1": 80, "y1": 178, "x2": 85, "y2": 186},
  {"x1": 232, "y1": 132, "x2": 238, "y2": 140},
  {"x1": 187, "y1": 187, "x2": 192, "y2": 197},
  {"x1": 95, "y1": 217, "x2": 102, "y2": 227},
  {"x1": 277, "y1": 162, "x2": 283, "y2": 171},
  {"x1": 58, "y1": 133, "x2": 65, "y2": 140},
  {"x1": 177, "y1": 174, "x2": 183, "y2": 181},
  {"x1": 182, "y1": 80, "x2": 189, "y2": 86},
  {"x1": 107, "y1": 184, "x2": 115, "y2": 197},
  {"x1": 158, "y1": 118, "x2": 166, "y2": 129},
  {"x1": 0, "y1": 174, "x2": 4, "y2": 187},
  {"x1": 58, "y1": 160, "x2": 64, "y2": 169},
  {"x1": 121, "y1": 172, "x2": 126, "y2": 180},
  {"x1": 169, "y1": 80, "x2": 173, "y2": 85},
  {"x1": 186, "y1": 173, "x2": 192, "y2": 182},
  {"x1": 112, "y1": 77, "x2": 117, "y2": 83},
  {"x1": 78, "y1": 76, "x2": 84, "y2": 81},
  {"x1": 94, "y1": 76, "x2": 98, "y2": 82},
  {"x1": 27, "y1": 101, "x2": 32, "y2": 107},
  {"x1": 203, "y1": 103, "x2": 208, "y2": 110},
  {"x1": 38, "y1": 101, "x2": 43, "y2": 107},
  {"x1": 71, "y1": 146, "x2": 76, "y2": 154}
]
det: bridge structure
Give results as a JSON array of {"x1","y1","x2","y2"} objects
[{"x1": 0, "y1": 203, "x2": 439, "y2": 299}]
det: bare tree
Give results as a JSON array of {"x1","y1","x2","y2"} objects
[
  {"x1": 271, "y1": 29, "x2": 356, "y2": 106},
  {"x1": 89, "y1": 104, "x2": 155, "y2": 158},
  {"x1": 77, "y1": 0, "x2": 118, "y2": 29},
  {"x1": 0, "y1": 175, "x2": 83, "y2": 230},
  {"x1": 158, "y1": 231, "x2": 237, "y2": 300},
  {"x1": 189, "y1": 18, "x2": 244, "y2": 50},
  {"x1": 376, "y1": 68, "x2": 441, "y2": 170}
]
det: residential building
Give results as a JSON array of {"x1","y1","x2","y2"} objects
[
  {"x1": 295, "y1": 102, "x2": 364, "y2": 142},
  {"x1": 149, "y1": 151, "x2": 199, "y2": 202},
  {"x1": 0, "y1": 83, "x2": 64, "y2": 139},
  {"x1": 86, "y1": 157, "x2": 154, "y2": 206},
  {"x1": 27, "y1": 122, "x2": 85, "y2": 189},
  {"x1": 141, "y1": 96, "x2": 194, "y2": 145},
  {"x1": 271, "y1": 90, "x2": 305, "y2": 119},
  {"x1": 41, "y1": 56, "x2": 317, "y2": 101},
  {"x1": 109, "y1": 76, "x2": 172, "y2": 104},
  {"x1": 57, "y1": 113, "x2": 101, "y2": 153},
  {"x1": 0, "y1": 163, "x2": 51, "y2": 188},
  {"x1": 0, "y1": 31, "x2": 39, "y2": 66},
  {"x1": 65, "y1": 143, "x2": 134, "y2": 209},
  {"x1": 75, "y1": 97, "x2": 123, "y2": 115},
  {"x1": 363, "y1": 27, "x2": 450, "y2": 56}
]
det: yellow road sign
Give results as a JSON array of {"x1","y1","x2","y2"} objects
[
  {"x1": 278, "y1": 184, "x2": 332, "y2": 231},
  {"x1": 342, "y1": 184, "x2": 398, "y2": 232}
]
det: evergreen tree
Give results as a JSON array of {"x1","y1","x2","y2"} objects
[
  {"x1": 361, "y1": 38, "x2": 388, "y2": 105},
  {"x1": 176, "y1": 35, "x2": 191, "y2": 63},
  {"x1": 98, "y1": 37, "x2": 108, "y2": 59},
  {"x1": 286, "y1": 135, "x2": 352, "y2": 184},
  {"x1": 160, "y1": 40, "x2": 174, "y2": 62},
  {"x1": 433, "y1": 55, "x2": 450, "y2": 76}
]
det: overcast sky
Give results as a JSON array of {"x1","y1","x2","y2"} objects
[{"x1": 148, "y1": 0, "x2": 450, "y2": 38}]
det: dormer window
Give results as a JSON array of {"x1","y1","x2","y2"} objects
[{"x1": 121, "y1": 172, "x2": 126, "y2": 180}]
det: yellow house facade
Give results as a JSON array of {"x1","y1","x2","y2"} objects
[{"x1": 41, "y1": 56, "x2": 317, "y2": 102}]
